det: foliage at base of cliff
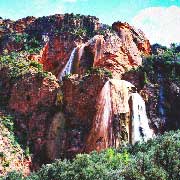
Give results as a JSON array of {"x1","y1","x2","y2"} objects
[
  {"x1": 2, "y1": 130, "x2": 180, "y2": 180},
  {"x1": 0, "y1": 112, "x2": 30, "y2": 177}
]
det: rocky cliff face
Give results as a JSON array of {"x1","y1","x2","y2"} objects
[
  {"x1": 0, "y1": 67, "x2": 59, "y2": 170},
  {"x1": 36, "y1": 21, "x2": 151, "y2": 79},
  {"x1": 0, "y1": 14, "x2": 154, "y2": 172},
  {"x1": 41, "y1": 20, "x2": 152, "y2": 159}
]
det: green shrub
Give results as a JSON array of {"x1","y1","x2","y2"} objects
[
  {"x1": 0, "y1": 51, "x2": 50, "y2": 81},
  {"x1": 12, "y1": 33, "x2": 29, "y2": 44},
  {"x1": 86, "y1": 67, "x2": 113, "y2": 78},
  {"x1": 72, "y1": 28, "x2": 87, "y2": 37},
  {"x1": 0, "y1": 115, "x2": 20, "y2": 148},
  {"x1": 29, "y1": 61, "x2": 43, "y2": 71},
  {"x1": 1, "y1": 115, "x2": 14, "y2": 132},
  {"x1": 1, "y1": 171, "x2": 23, "y2": 180},
  {"x1": 128, "y1": 44, "x2": 180, "y2": 84},
  {"x1": 2, "y1": 130, "x2": 180, "y2": 179},
  {"x1": 23, "y1": 130, "x2": 180, "y2": 180}
]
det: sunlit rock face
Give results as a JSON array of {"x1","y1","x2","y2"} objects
[
  {"x1": 110, "y1": 79, "x2": 135, "y2": 147},
  {"x1": 84, "y1": 79, "x2": 133, "y2": 152},
  {"x1": 27, "y1": 21, "x2": 151, "y2": 80},
  {"x1": 0, "y1": 17, "x2": 151, "y2": 78},
  {"x1": 27, "y1": 20, "x2": 151, "y2": 160},
  {"x1": 112, "y1": 22, "x2": 151, "y2": 56},
  {"x1": 85, "y1": 81, "x2": 112, "y2": 152},
  {"x1": 78, "y1": 34, "x2": 128, "y2": 79},
  {"x1": 55, "y1": 23, "x2": 151, "y2": 80},
  {"x1": 38, "y1": 35, "x2": 76, "y2": 76},
  {"x1": 0, "y1": 14, "x2": 153, "y2": 168}
]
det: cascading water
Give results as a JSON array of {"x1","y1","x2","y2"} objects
[
  {"x1": 85, "y1": 81, "x2": 112, "y2": 152},
  {"x1": 131, "y1": 93, "x2": 154, "y2": 144},
  {"x1": 86, "y1": 79, "x2": 154, "y2": 152},
  {"x1": 157, "y1": 73, "x2": 166, "y2": 126},
  {"x1": 58, "y1": 47, "x2": 77, "y2": 81}
]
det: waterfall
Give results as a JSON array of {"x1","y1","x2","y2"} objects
[
  {"x1": 85, "y1": 79, "x2": 154, "y2": 152},
  {"x1": 158, "y1": 73, "x2": 166, "y2": 126},
  {"x1": 131, "y1": 93, "x2": 154, "y2": 144},
  {"x1": 86, "y1": 81, "x2": 112, "y2": 152},
  {"x1": 58, "y1": 47, "x2": 77, "y2": 81}
]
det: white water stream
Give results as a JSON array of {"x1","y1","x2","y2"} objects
[
  {"x1": 58, "y1": 47, "x2": 77, "y2": 81},
  {"x1": 131, "y1": 93, "x2": 154, "y2": 144}
]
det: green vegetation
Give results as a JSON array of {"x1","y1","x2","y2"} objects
[
  {"x1": 72, "y1": 27, "x2": 87, "y2": 38},
  {"x1": 12, "y1": 33, "x2": 29, "y2": 44},
  {"x1": 94, "y1": 24, "x2": 115, "y2": 36},
  {"x1": 41, "y1": 13, "x2": 112, "y2": 39},
  {"x1": 63, "y1": 73, "x2": 73, "y2": 80},
  {"x1": 29, "y1": 60, "x2": 43, "y2": 71},
  {"x1": 0, "y1": 51, "x2": 49, "y2": 80},
  {"x1": 127, "y1": 43, "x2": 180, "y2": 85},
  {"x1": 0, "y1": 115, "x2": 19, "y2": 148},
  {"x1": 0, "y1": 51, "x2": 29, "y2": 79},
  {"x1": 85, "y1": 67, "x2": 113, "y2": 78},
  {"x1": 63, "y1": 68, "x2": 112, "y2": 81},
  {"x1": 2, "y1": 130, "x2": 180, "y2": 180},
  {"x1": 45, "y1": 13, "x2": 98, "y2": 38},
  {"x1": 0, "y1": 33, "x2": 42, "y2": 54},
  {"x1": 1, "y1": 171, "x2": 23, "y2": 180},
  {"x1": 0, "y1": 115, "x2": 24, "y2": 172}
]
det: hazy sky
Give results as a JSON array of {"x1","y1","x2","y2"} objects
[{"x1": 0, "y1": 0, "x2": 180, "y2": 45}]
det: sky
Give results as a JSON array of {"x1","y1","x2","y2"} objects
[{"x1": 0, "y1": 0, "x2": 180, "y2": 45}]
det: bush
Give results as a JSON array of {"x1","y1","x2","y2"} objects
[
  {"x1": 85, "y1": 67, "x2": 113, "y2": 78},
  {"x1": 29, "y1": 61, "x2": 43, "y2": 71},
  {"x1": 2, "y1": 130, "x2": 178, "y2": 180},
  {"x1": 0, "y1": 51, "x2": 49, "y2": 80},
  {"x1": 24, "y1": 130, "x2": 180, "y2": 180},
  {"x1": 129, "y1": 44, "x2": 180, "y2": 84},
  {"x1": 1, "y1": 171, "x2": 23, "y2": 180},
  {"x1": 0, "y1": 115, "x2": 20, "y2": 148}
]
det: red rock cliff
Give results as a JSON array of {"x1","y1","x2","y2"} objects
[{"x1": 0, "y1": 14, "x2": 153, "y2": 169}]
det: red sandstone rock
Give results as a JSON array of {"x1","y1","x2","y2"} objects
[
  {"x1": 112, "y1": 22, "x2": 151, "y2": 55},
  {"x1": 7, "y1": 69, "x2": 60, "y2": 169},
  {"x1": 85, "y1": 79, "x2": 135, "y2": 152},
  {"x1": 0, "y1": 15, "x2": 153, "y2": 168},
  {"x1": 38, "y1": 36, "x2": 76, "y2": 76},
  {"x1": 0, "y1": 16, "x2": 35, "y2": 37},
  {"x1": 9, "y1": 69, "x2": 59, "y2": 114}
]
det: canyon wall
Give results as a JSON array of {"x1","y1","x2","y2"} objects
[{"x1": 0, "y1": 14, "x2": 154, "y2": 170}]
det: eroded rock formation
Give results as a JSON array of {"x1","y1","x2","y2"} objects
[{"x1": 0, "y1": 14, "x2": 154, "y2": 171}]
